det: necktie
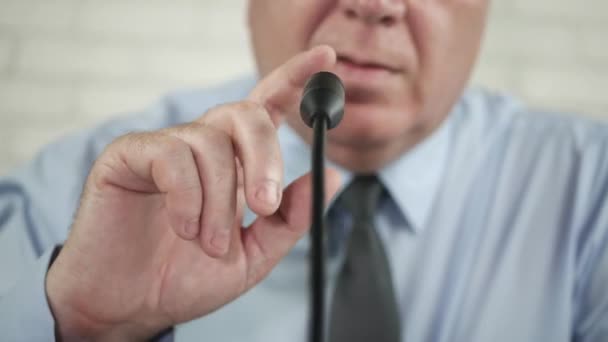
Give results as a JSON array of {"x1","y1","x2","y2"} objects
[{"x1": 329, "y1": 175, "x2": 401, "y2": 342}]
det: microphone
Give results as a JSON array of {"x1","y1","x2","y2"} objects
[
  {"x1": 301, "y1": 71, "x2": 345, "y2": 342},
  {"x1": 300, "y1": 71, "x2": 345, "y2": 129}
]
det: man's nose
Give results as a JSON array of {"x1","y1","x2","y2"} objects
[{"x1": 339, "y1": 0, "x2": 406, "y2": 26}]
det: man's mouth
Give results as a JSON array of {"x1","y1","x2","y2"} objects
[
  {"x1": 337, "y1": 55, "x2": 399, "y2": 73},
  {"x1": 334, "y1": 54, "x2": 400, "y2": 88}
]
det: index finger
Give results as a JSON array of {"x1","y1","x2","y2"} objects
[{"x1": 248, "y1": 45, "x2": 337, "y2": 126}]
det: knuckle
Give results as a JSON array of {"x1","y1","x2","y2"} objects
[
  {"x1": 157, "y1": 139, "x2": 192, "y2": 186},
  {"x1": 202, "y1": 100, "x2": 269, "y2": 131},
  {"x1": 102, "y1": 132, "x2": 156, "y2": 162},
  {"x1": 111, "y1": 132, "x2": 146, "y2": 151},
  {"x1": 184, "y1": 123, "x2": 233, "y2": 154},
  {"x1": 176, "y1": 124, "x2": 236, "y2": 181},
  {"x1": 232, "y1": 113, "x2": 275, "y2": 143},
  {"x1": 199, "y1": 103, "x2": 234, "y2": 126},
  {"x1": 203, "y1": 125, "x2": 233, "y2": 148},
  {"x1": 245, "y1": 117, "x2": 275, "y2": 140},
  {"x1": 232, "y1": 99, "x2": 264, "y2": 114},
  {"x1": 158, "y1": 123, "x2": 190, "y2": 137},
  {"x1": 159, "y1": 134, "x2": 189, "y2": 158}
]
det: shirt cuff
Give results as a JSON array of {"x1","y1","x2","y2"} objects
[
  {"x1": 152, "y1": 327, "x2": 175, "y2": 342},
  {"x1": 0, "y1": 246, "x2": 60, "y2": 341},
  {"x1": 0, "y1": 246, "x2": 176, "y2": 342}
]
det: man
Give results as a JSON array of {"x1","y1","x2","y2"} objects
[{"x1": 1, "y1": 0, "x2": 607, "y2": 341}]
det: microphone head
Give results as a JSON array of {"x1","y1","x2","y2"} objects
[{"x1": 300, "y1": 71, "x2": 345, "y2": 129}]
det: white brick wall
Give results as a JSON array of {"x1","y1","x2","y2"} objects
[
  {"x1": 0, "y1": 37, "x2": 12, "y2": 73},
  {"x1": 0, "y1": 0, "x2": 607, "y2": 175},
  {"x1": 472, "y1": 0, "x2": 608, "y2": 119}
]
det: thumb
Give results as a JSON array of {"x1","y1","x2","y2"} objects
[{"x1": 241, "y1": 168, "x2": 341, "y2": 286}]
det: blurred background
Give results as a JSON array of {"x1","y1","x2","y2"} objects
[{"x1": 0, "y1": 0, "x2": 606, "y2": 175}]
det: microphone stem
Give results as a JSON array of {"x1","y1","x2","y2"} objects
[{"x1": 310, "y1": 115, "x2": 328, "y2": 342}]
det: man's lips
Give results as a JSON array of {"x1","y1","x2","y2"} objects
[
  {"x1": 336, "y1": 55, "x2": 400, "y2": 73},
  {"x1": 334, "y1": 54, "x2": 401, "y2": 89}
]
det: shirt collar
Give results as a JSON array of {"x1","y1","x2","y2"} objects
[
  {"x1": 278, "y1": 105, "x2": 455, "y2": 234},
  {"x1": 377, "y1": 114, "x2": 452, "y2": 233}
]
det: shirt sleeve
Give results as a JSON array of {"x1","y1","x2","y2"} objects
[
  {"x1": 572, "y1": 132, "x2": 608, "y2": 342},
  {"x1": 0, "y1": 135, "x2": 92, "y2": 341},
  {"x1": 0, "y1": 99, "x2": 180, "y2": 341},
  {"x1": 574, "y1": 227, "x2": 608, "y2": 342},
  {"x1": 0, "y1": 247, "x2": 60, "y2": 341},
  {"x1": 573, "y1": 222, "x2": 608, "y2": 342}
]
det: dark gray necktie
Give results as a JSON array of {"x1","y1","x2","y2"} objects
[{"x1": 329, "y1": 175, "x2": 401, "y2": 342}]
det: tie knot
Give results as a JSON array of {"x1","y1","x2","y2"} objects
[{"x1": 338, "y1": 175, "x2": 384, "y2": 220}]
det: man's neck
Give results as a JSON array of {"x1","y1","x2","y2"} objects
[{"x1": 284, "y1": 116, "x2": 437, "y2": 174}]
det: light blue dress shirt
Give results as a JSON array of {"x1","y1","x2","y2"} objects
[{"x1": 1, "y1": 77, "x2": 607, "y2": 342}]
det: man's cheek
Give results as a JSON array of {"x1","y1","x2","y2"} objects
[{"x1": 300, "y1": 1, "x2": 339, "y2": 46}]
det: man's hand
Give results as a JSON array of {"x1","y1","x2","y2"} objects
[{"x1": 45, "y1": 46, "x2": 340, "y2": 341}]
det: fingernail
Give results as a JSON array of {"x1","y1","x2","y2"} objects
[
  {"x1": 256, "y1": 180, "x2": 279, "y2": 207},
  {"x1": 211, "y1": 230, "x2": 230, "y2": 254},
  {"x1": 185, "y1": 221, "x2": 199, "y2": 239}
]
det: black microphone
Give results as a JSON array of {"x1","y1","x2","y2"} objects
[
  {"x1": 300, "y1": 71, "x2": 345, "y2": 130},
  {"x1": 301, "y1": 71, "x2": 345, "y2": 342}
]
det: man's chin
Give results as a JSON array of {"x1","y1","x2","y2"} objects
[
  {"x1": 334, "y1": 105, "x2": 414, "y2": 142},
  {"x1": 327, "y1": 124, "x2": 396, "y2": 150}
]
